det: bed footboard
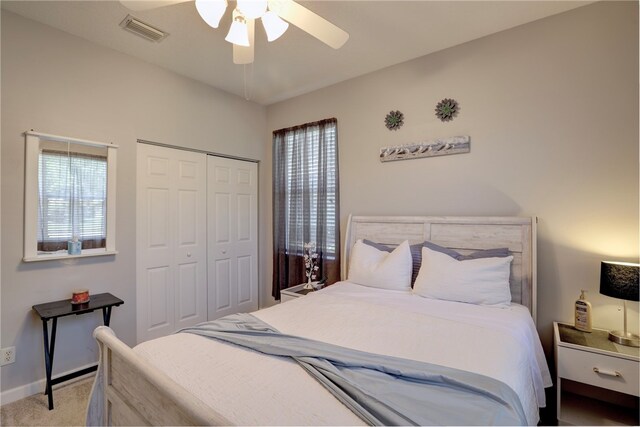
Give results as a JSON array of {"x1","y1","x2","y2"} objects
[{"x1": 88, "y1": 326, "x2": 231, "y2": 426}]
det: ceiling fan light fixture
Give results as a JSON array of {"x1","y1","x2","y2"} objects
[
  {"x1": 261, "y1": 11, "x2": 288, "y2": 42},
  {"x1": 225, "y1": 11, "x2": 250, "y2": 47},
  {"x1": 237, "y1": 0, "x2": 268, "y2": 20},
  {"x1": 267, "y1": 0, "x2": 289, "y2": 15},
  {"x1": 195, "y1": 0, "x2": 228, "y2": 28}
]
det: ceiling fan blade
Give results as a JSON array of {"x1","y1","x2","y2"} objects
[
  {"x1": 119, "y1": 0, "x2": 191, "y2": 12},
  {"x1": 269, "y1": 0, "x2": 348, "y2": 49},
  {"x1": 233, "y1": 19, "x2": 255, "y2": 64}
]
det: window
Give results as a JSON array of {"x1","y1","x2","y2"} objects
[
  {"x1": 24, "y1": 131, "x2": 118, "y2": 261},
  {"x1": 283, "y1": 124, "x2": 338, "y2": 255},
  {"x1": 37, "y1": 150, "x2": 108, "y2": 252},
  {"x1": 272, "y1": 118, "x2": 340, "y2": 299}
]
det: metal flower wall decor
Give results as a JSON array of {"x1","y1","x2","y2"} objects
[
  {"x1": 435, "y1": 98, "x2": 459, "y2": 122},
  {"x1": 384, "y1": 110, "x2": 404, "y2": 131}
]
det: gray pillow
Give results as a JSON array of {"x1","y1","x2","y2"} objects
[{"x1": 362, "y1": 239, "x2": 510, "y2": 286}]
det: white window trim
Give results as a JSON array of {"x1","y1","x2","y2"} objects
[{"x1": 23, "y1": 131, "x2": 118, "y2": 262}]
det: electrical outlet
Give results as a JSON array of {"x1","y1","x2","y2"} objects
[{"x1": 0, "y1": 347, "x2": 15, "y2": 366}]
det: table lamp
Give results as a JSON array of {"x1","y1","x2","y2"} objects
[{"x1": 599, "y1": 261, "x2": 639, "y2": 347}]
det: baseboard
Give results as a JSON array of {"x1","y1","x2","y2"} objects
[{"x1": 0, "y1": 362, "x2": 96, "y2": 406}]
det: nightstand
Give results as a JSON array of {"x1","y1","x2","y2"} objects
[
  {"x1": 554, "y1": 322, "x2": 639, "y2": 426},
  {"x1": 280, "y1": 283, "x2": 323, "y2": 303}
]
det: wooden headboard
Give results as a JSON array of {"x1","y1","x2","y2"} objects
[{"x1": 342, "y1": 215, "x2": 538, "y2": 323}]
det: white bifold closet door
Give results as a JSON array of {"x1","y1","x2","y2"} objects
[
  {"x1": 207, "y1": 156, "x2": 258, "y2": 320},
  {"x1": 137, "y1": 144, "x2": 208, "y2": 343}
]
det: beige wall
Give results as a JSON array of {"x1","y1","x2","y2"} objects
[
  {"x1": 266, "y1": 1, "x2": 639, "y2": 352},
  {"x1": 1, "y1": 11, "x2": 267, "y2": 393}
]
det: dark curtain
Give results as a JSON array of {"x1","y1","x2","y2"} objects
[{"x1": 272, "y1": 118, "x2": 340, "y2": 300}]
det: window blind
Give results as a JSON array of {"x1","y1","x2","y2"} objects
[
  {"x1": 272, "y1": 118, "x2": 340, "y2": 299},
  {"x1": 37, "y1": 150, "x2": 107, "y2": 251},
  {"x1": 283, "y1": 124, "x2": 337, "y2": 254}
]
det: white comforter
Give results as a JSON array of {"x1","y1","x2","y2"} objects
[{"x1": 134, "y1": 281, "x2": 552, "y2": 425}]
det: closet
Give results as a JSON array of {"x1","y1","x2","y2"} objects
[{"x1": 136, "y1": 143, "x2": 258, "y2": 343}]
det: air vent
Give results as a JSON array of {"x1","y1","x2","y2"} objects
[{"x1": 120, "y1": 15, "x2": 169, "y2": 42}]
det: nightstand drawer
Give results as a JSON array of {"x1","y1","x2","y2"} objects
[
  {"x1": 280, "y1": 283, "x2": 323, "y2": 303},
  {"x1": 280, "y1": 292, "x2": 298, "y2": 303},
  {"x1": 558, "y1": 346, "x2": 640, "y2": 397}
]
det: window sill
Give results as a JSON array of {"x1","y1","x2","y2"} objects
[{"x1": 23, "y1": 249, "x2": 118, "y2": 262}]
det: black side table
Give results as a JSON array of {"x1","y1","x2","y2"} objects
[{"x1": 32, "y1": 292, "x2": 124, "y2": 410}]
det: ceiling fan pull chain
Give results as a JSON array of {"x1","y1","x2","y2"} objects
[{"x1": 243, "y1": 63, "x2": 254, "y2": 101}]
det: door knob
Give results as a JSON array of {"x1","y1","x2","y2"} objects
[
  {"x1": 222, "y1": 250, "x2": 227, "y2": 254},
  {"x1": 187, "y1": 252, "x2": 192, "y2": 257}
]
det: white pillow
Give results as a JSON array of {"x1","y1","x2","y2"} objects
[
  {"x1": 348, "y1": 240, "x2": 412, "y2": 290},
  {"x1": 413, "y1": 246, "x2": 513, "y2": 307}
]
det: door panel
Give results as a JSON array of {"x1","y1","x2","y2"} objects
[
  {"x1": 177, "y1": 190, "x2": 197, "y2": 245},
  {"x1": 215, "y1": 193, "x2": 231, "y2": 243},
  {"x1": 215, "y1": 166, "x2": 230, "y2": 183},
  {"x1": 237, "y1": 169, "x2": 251, "y2": 185},
  {"x1": 147, "y1": 267, "x2": 171, "y2": 329},
  {"x1": 237, "y1": 194, "x2": 251, "y2": 241},
  {"x1": 179, "y1": 160, "x2": 198, "y2": 180},
  {"x1": 178, "y1": 262, "x2": 198, "y2": 320},
  {"x1": 137, "y1": 144, "x2": 207, "y2": 343},
  {"x1": 237, "y1": 255, "x2": 252, "y2": 304},
  {"x1": 215, "y1": 258, "x2": 231, "y2": 311},
  {"x1": 208, "y1": 156, "x2": 258, "y2": 320},
  {"x1": 148, "y1": 156, "x2": 169, "y2": 176},
  {"x1": 148, "y1": 189, "x2": 170, "y2": 249}
]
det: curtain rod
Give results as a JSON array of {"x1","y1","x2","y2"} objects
[
  {"x1": 272, "y1": 117, "x2": 337, "y2": 135},
  {"x1": 26, "y1": 130, "x2": 118, "y2": 148}
]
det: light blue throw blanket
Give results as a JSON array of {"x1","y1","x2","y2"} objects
[{"x1": 179, "y1": 313, "x2": 527, "y2": 426}]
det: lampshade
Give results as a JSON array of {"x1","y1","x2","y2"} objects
[
  {"x1": 600, "y1": 261, "x2": 639, "y2": 301},
  {"x1": 237, "y1": 0, "x2": 268, "y2": 19},
  {"x1": 261, "y1": 11, "x2": 289, "y2": 42},
  {"x1": 225, "y1": 11, "x2": 250, "y2": 47},
  {"x1": 195, "y1": 0, "x2": 228, "y2": 29},
  {"x1": 600, "y1": 261, "x2": 639, "y2": 347}
]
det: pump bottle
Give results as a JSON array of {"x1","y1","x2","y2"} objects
[{"x1": 575, "y1": 290, "x2": 592, "y2": 332}]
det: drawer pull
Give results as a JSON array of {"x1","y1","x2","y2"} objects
[{"x1": 593, "y1": 367, "x2": 621, "y2": 377}]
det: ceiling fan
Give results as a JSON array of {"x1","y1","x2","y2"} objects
[{"x1": 120, "y1": 0, "x2": 349, "y2": 64}]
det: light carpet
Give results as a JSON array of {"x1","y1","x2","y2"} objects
[{"x1": 1, "y1": 377, "x2": 93, "y2": 426}]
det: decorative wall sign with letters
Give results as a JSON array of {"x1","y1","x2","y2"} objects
[{"x1": 379, "y1": 135, "x2": 470, "y2": 162}]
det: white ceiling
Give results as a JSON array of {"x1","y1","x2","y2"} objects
[{"x1": 2, "y1": 1, "x2": 591, "y2": 105}]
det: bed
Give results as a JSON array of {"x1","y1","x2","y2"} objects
[{"x1": 87, "y1": 215, "x2": 552, "y2": 426}]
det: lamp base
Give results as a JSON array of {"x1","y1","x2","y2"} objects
[{"x1": 608, "y1": 330, "x2": 640, "y2": 347}]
